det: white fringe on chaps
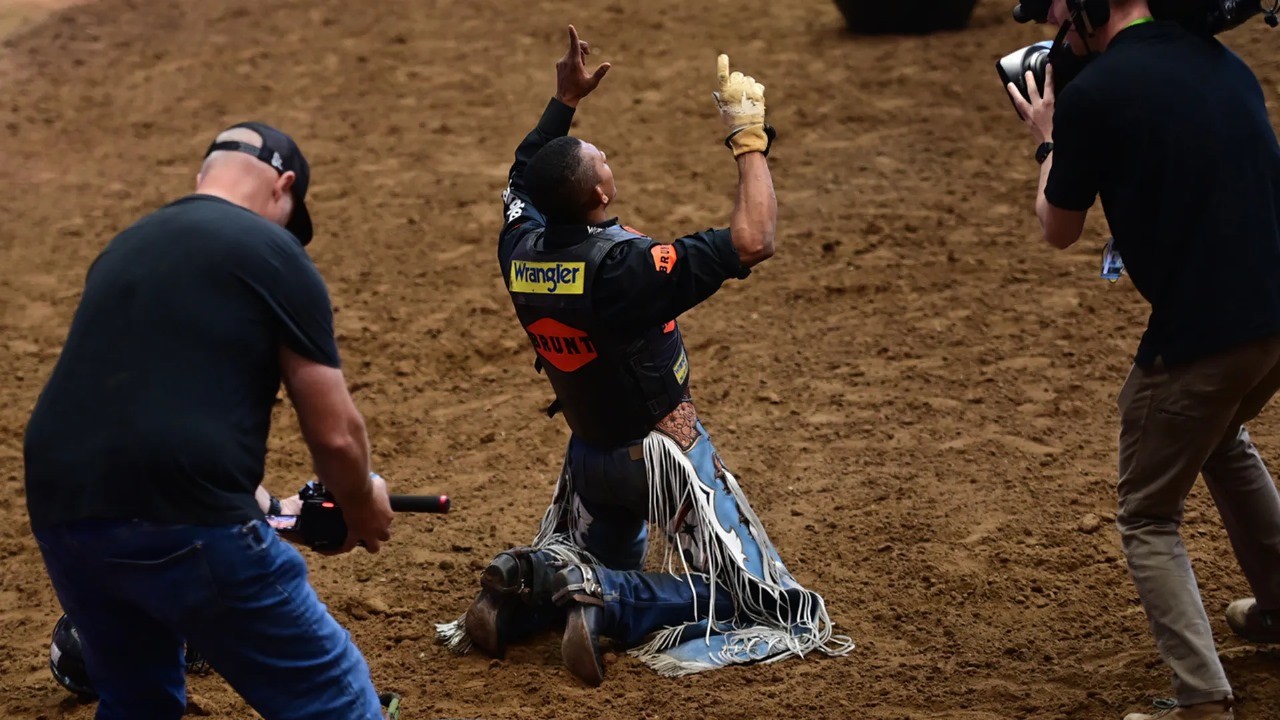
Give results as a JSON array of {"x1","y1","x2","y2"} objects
[{"x1": 435, "y1": 431, "x2": 854, "y2": 676}]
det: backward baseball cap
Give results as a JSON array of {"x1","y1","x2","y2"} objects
[{"x1": 204, "y1": 121, "x2": 313, "y2": 246}]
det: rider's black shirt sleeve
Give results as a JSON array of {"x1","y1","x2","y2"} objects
[
  {"x1": 593, "y1": 226, "x2": 750, "y2": 331},
  {"x1": 498, "y1": 98, "x2": 575, "y2": 274}
]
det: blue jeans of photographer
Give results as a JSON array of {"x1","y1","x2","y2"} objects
[{"x1": 35, "y1": 518, "x2": 382, "y2": 720}]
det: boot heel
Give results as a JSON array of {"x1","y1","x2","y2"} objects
[
  {"x1": 562, "y1": 605, "x2": 606, "y2": 687},
  {"x1": 463, "y1": 590, "x2": 512, "y2": 659}
]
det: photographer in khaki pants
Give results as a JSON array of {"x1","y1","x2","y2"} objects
[{"x1": 1007, "y1": 0, "x2": 1280, "y2": 718}]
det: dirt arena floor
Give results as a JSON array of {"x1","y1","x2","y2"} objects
[{"x1": 2, "y1": 0, "x2": 1280, "y2": 717}]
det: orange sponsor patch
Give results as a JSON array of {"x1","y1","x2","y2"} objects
[
  {"x1": 524, "y1": 318, "x2": 598, "y2": 373},
  {"x1": 650, "y1": 244, "x2": 676, "y2": 274}
]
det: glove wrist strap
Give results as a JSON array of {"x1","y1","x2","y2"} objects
[{"x1": 724, "y1": 123, "x2": 776, "y2": 157}]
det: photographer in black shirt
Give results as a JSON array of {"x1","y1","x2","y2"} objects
[
  {"x1": 1007, "y1": 2, "x2": 1280, "y2": 718},
  {"x1": 25, "y1": 123, "x2": 395, "y2": 720}
]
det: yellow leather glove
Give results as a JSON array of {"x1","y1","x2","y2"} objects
[{"x1": 713, "y1": 54, "x2": 774, "y2": 157}]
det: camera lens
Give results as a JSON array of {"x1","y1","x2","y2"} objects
[
  {"x1": 996, "y1": 41, "x2": 1052, "y2": 110},
  {"x1": 1024, "y1": 45, "x2": 1050, "y2": 88}
]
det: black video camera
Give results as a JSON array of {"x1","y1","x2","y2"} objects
[
  {"x1": 267, "y1": 478, "x2": 451, "y2": 551},
  {"x1": 996, "y1": 37, "x2": 1096, "y2": 113},
  {"x1": 997, "y1": 40, "x2": 1054, "y2": 110}
]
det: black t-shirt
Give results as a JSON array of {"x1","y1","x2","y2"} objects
[
  {"x1": 1047, "y1": 20, "x2": 1280, "y2": 367},
  {"x1": 24, "y1": 195, "x2": 340, "y2": 529}
]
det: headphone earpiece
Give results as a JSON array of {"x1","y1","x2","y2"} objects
[{"x1": 1068, "y1": 0, "x2": 1111, "y2": 35}]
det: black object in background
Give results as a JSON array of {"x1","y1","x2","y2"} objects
[{"x1": 833, "y1": 0, "x2": 979, "y2": 34}]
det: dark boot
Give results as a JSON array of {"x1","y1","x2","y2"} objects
[
  {"x1": 552, "y1": 564, "x2": 608, "y2": 687},
  {"x1": 464, "y1": 548, "x2": 559, "y2": 658},
  {"x1": 378, "y1": 692, "x2": 401, "y2": 720}
]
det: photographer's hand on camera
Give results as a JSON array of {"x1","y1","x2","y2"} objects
[
  {"x1": 329, "y1": 472, "x2": 394, "y2": 554},
  {"x1": 279, "y1": 344, "x2": 393, "y2": 554},
  {"x1": 1007, "y1": 64, "x2": 1055, "y2": 145},
  {"x1": 255, "y1": 485, "x2": 302, "y2": 517}
]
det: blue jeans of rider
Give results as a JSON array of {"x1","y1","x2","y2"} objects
[
  {"x1": 565, "y1": 425, "x2": 740, "y2": 646},
  {"x1": 35, "y1": 518, "x2": 383, "y2": 720}
]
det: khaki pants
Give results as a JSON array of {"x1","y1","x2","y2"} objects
[{"x1": 1117, "y1": 335, "x2": 1280, "y2": 705}]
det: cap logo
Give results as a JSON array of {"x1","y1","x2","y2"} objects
[{"x1": 271, "y1": 152, "x2": 284, "y2": 171}]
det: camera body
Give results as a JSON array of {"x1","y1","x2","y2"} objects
[
  {"x1": 997, "y1": 41, "x2": 1053, "y2": 108},
  {"x1": 266, "y1": 477, "x2": 452, "y2": 552},
  {"x1": 264, "y1": 479, "x2": 366, "y2": 551},
  {"x1": 296, "y1": 480, "x2": 352, "y2": 551},
  {"x1": 996, "y1": 38, "x2": 1094, "y2": 111}
]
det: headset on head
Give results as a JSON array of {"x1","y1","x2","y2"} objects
[{"x1": 1072, "y1": 0, "x2": 1113, "y2": 34}]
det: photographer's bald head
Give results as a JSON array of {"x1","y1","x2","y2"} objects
[{"x1": 196, "y1": 121, "x2": 314, "y2": 245}]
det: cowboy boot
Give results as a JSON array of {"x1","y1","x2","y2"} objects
[
  {"x1": 552, "y1": 564, "x2": 608, "y2": 686},
  {"x1": 464, "y1": 547, "x2": 559, "y2": 658}
]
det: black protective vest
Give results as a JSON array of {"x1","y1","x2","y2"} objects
[{"x1": 506, "y1": 224, "x2": 690, "y2": 447}]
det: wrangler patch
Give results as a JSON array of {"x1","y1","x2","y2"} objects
[
  {"x1": 525, "y1": 318, "x2": 597, "y2": 372},
  {"x1": 651, "y1": 244, "x2": 676, "y2": 274},
  {"x1": 673, "y1": 348, "x2": 689, "y2": 384},
  {"x1": 510, "y1": 261, "x2": 585, "y2": 295}
]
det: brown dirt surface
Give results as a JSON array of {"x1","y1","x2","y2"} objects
[
  {"x1": 2, "y1": 0, "x2": 1280, "y2": 718},
  {"x1": 0, "y1": 0, "x2": 83, "y2": 38}
]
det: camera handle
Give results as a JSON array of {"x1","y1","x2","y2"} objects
[{"x1": 268, "y1": 479, "x2": 451, "y2": 551}]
